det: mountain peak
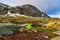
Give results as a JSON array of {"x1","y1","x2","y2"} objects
[{"x1": 0, "y1": 3, "x2": 50, "y2": 18}]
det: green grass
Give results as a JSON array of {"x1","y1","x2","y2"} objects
[
  {"x1": 32, "y1": 27, "x2": 57, "y2": 39},
  {"x1": 48, "y1": 33, "x2": 57, "y2": 39},
  {"x1": 32, "y1": 27, "x2": 57, "y2": 32}
]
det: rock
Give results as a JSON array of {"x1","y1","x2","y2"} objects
[{"x1": 0, "y1": 25, "x2": 20, "y2": 36}]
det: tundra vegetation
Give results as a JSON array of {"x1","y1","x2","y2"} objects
[{"x1": 0, "y1": 16, "x2": 60, "y2": 40}]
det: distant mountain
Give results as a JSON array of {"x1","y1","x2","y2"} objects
[{"x1": 0, "y1": 3, "x2": 50, "y2": 18}]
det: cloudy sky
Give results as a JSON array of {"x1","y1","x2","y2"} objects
[{"x1": 0, "y1": 0, "x2": 60, "y2": 18}]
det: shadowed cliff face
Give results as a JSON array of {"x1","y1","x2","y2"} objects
[{"x1": 0, "y1": 3, "x2": 50, "y2": 18}]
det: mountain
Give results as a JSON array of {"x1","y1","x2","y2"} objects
[
  {"x1": 0, "y1": 3, "x2": 50, "y2": 18},
  {"x1": 10, "y1": 4, "x2": 50, "y2": 18},
  {"x1": 0, "y1": 3, "x2": 9, "y2": 15}
]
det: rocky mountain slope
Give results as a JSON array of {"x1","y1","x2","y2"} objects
[
  {"x1": 10, "y1": 4, "x2": 50, "y2": 18},
  {"x1": 0, "y1": 3, "x2": 50, "y2": 18},
  {"x1": 0, "y1": 3, "x2": 9, "y2": 15}
]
